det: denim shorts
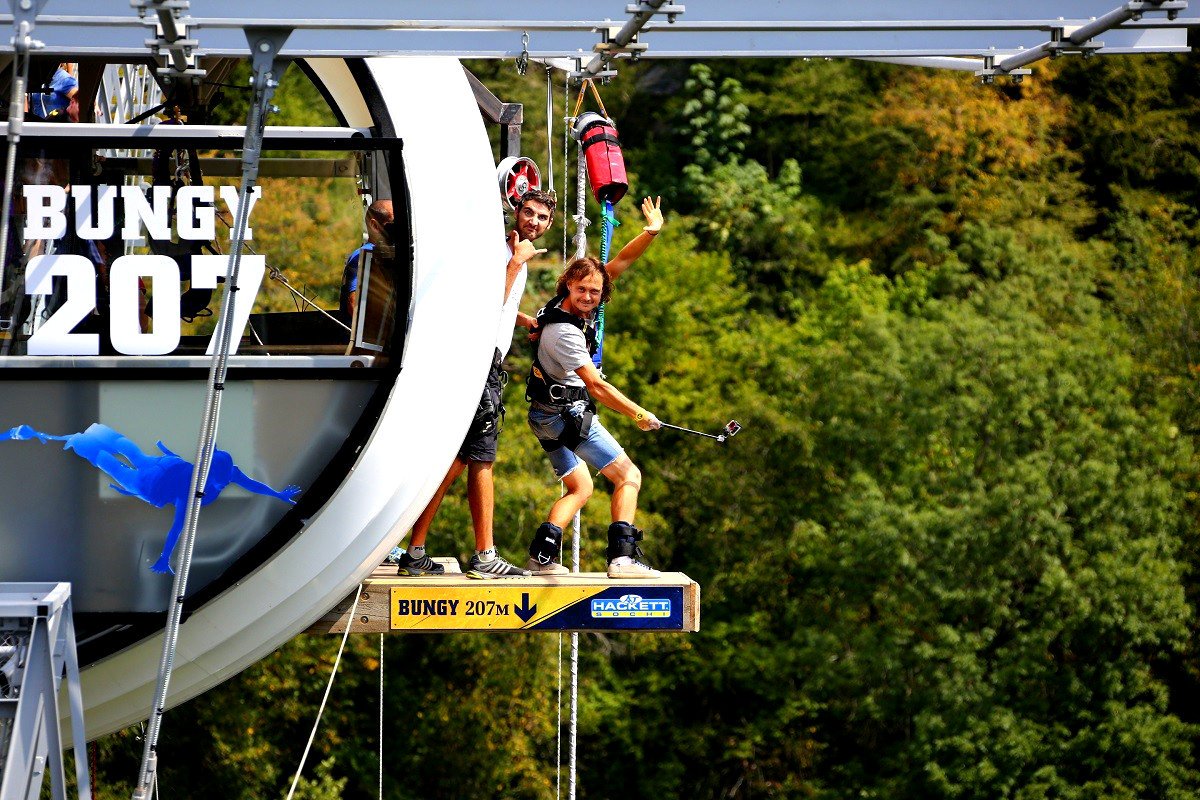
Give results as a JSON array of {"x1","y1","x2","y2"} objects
[{"x1": 528, "y1": 403, "x2": 625, "y2": 479}]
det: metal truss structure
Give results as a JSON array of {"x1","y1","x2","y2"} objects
[
  {"x1": 0, "y1": 584, "x2": 90, "y2": 800},
  {"x1": 1, "y1": 0, "x2": 1195, "y2": 82}
]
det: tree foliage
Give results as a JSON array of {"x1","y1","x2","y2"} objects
[{"x1": 87, "y1": 53, "x2": 1200, "y2": 799}]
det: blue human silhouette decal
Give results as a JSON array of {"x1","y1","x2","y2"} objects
[{"x1": 0, "y1": 423, "x2": 301, "y2": 574}]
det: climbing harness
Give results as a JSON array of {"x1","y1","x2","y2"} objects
[
  {"x1": 467, "y1": 348, "x2": 507, "y2": 439},
  {"x1": 526, "y1": 299, "x2": 600, "y2": 451}
]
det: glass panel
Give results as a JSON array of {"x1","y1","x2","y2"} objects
[{"x1": 0, "y1": 137, "x2": 401, "y2": 361}]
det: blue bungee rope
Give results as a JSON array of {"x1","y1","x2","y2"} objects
[{"x1": 593, "y1": 199, "x2": 620, "y2": 369}]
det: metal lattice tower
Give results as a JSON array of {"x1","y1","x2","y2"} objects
[
  {"x1": 0, "y1": 583, "x2": 90, "y2": 800},
  {"x1": 95, "y1": 63, "x2": 164, "y2": 127}
]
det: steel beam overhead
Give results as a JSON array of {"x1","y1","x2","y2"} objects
[{"x1": 0, "y1": 1, "x2": 1192, "y2": 62}]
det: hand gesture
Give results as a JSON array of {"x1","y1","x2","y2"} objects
[
  {"x1": 508, "y1": 230, "x2": 547, "y2": 266},
  {"x1": 3, "y1": 424, "x2": 40, "y2": 441},
  {"x1": 636, "y1": 410, "x2": 662, "y2": 431},
  {"x1": 641, "y1": 196, "x2": 663, "y2": 235},
  {"x1": 279, "y1": 485, "x2": 302, "y2": 503}
]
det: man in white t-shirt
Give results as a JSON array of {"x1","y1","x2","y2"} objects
[{"x1": 396, "y1": 190, "x2": 554, "y2": 578}]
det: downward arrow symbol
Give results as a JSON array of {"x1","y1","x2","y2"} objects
[{"x1": 515, "y1": 592, "x2": 537, "y2": 622}]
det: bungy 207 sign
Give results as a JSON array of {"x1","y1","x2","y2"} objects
[{"x1": 20, "y1": 184, "x2": 266, "y2": 356}]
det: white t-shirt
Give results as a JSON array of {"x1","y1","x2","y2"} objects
[{"x1": 494, "y1": 243, "x2": 526, "y2": 357}]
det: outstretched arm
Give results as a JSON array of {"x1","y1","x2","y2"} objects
[
  {"x1": 576, "y1": 362, "x2": 662, "y2": 431},
  {"x1": 605, "y1": 196, "x2": 663, "y2": 283},
  {"x1": 230, "y1": 465, "x2": 301, "y2": 503},
  {"x1": 0, "y1": 425, "x2": 59, "y2": 443}
]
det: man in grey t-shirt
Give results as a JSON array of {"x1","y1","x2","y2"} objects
[
  {"x1": 532, "y1": 311, "x2": 591, "y2": 392},
  {"x1": 525, "y1": 257, "x2": 663, "y2": 579}
]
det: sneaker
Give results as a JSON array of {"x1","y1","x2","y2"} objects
[
  {"x1": 397, "y1": 550, "x2": 445, "y2": 577},
  {"x1": 525, "y1": 557, "x2": 570, "y2": 576},
  {"x1": 467, "y1": 552, "x2": 531, "y2": 579},
  {"x1": 607, "y1": 556, "x2": 661, "y2": 579},
  {"x1": 383, "y1": 546, "x2": 405, "y2": 565}
]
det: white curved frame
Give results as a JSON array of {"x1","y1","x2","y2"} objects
[{"x1": 80, "y1": 56, "x2": 507, "y2": 738}]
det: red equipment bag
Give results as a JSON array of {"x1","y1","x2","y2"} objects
[{"x1": 573, "y1": 111, "x2": 628, "y2": 205}]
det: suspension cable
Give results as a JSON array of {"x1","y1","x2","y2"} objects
[
  {"x1": 568, "y1": 72, "x2": 589, "y2": 800},
  {"x1": 285, "y1": 584, "x2": 364, "y2": 800},
  {"x1": 555, "y1": 70, "x2": 570, "y2": 800},
  {"x1": 378, "y1": 633, "x2": 384, "y2": 800},
  {"x1": 214, "y1": 211, "x2": 351, "y2": 333},
  {"x1": 0, "y1": 19, "x2": 38, "y2": 347},
  {"x1": 545, "y1": 65, "x2": 555, "y2": 206}
]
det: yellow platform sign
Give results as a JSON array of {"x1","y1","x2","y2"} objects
[{"x1": 390, "y1": 585, "x2": 602, "y2": 631}]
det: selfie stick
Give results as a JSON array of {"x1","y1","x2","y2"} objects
[{"x1": 658, "y1": 420, "x2": 742, "y2": 444}]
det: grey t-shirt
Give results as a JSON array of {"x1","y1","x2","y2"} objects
[{"x1": 536, "y1": 302, "x2": 593, "y2": 389}]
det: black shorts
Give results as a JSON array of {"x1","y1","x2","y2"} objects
[{"x1": 458, "y1": 349, "x2": 506, "y2": 463}]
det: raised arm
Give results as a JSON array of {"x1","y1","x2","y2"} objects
[
  {"x1": 230, "y1": 465, "x2": 302, "y2": 503},
  {"x1": 605, "y1": 196, "x2": 663, "y2": 283},
  {"x1": 575, "y1": 362, "x2": 661, "y2": 431}
]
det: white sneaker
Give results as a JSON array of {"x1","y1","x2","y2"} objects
[
  {"x1": 607, "y1": 556, "x2": 661, "y2": 579},
  {"x1": 525, "y1": 557, "x2": 570, "y2": 576}
]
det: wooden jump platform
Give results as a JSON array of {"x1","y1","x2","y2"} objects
[{"x1": 307, "y1": 562, "x2": 700, "y2": 634}]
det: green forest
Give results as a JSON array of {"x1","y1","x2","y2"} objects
[{"x1": 89, "y1": 53, "x2": 1200, "y2": 798}]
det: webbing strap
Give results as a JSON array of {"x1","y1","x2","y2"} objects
[
  {"x1": 571, "y1": 77, "x2": 611, "y2": 120},
  {"x1": 581, "y1": 131, "x2": 621, "y2": 149}
]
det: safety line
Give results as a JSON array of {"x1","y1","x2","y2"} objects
[
  {"x1": 378, "y1": 633, "x2": 384, "y2": 800},
  {"x1": 285, "y1": 584, "x2": 363, "y2": 800},
  {"x1": 568, "y1": 85, "x2": 589, "y2": 800},
  {"x1": 545, "y1": 65, "x2": 555, "y2": 207}
]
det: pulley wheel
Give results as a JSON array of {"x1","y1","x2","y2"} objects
[{"x1": 497, "y1": 156, "x2": 541, "y2": 209}]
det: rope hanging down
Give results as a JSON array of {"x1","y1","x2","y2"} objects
[
  {"x1": 285, "y1": 584, "x2": 364, "y2": 800},
  {"x1": 556, "y1": 68, "x2": 570, "y2": 800}
]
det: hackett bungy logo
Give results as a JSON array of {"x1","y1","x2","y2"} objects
[{"x1": 590, "y1": 594, "x2": 671, "y2": 618}]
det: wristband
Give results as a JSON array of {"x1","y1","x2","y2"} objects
[{"x1": 646, "y1": 231, "x2": 659, "y2": 237}]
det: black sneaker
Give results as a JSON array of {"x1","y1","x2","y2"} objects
[
  {"x1": 397, "y1": 551, "x2": 445, "y2": 577},
  {"x1": 467, "y1": 551, "x2": 531, "y2": 579}
]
